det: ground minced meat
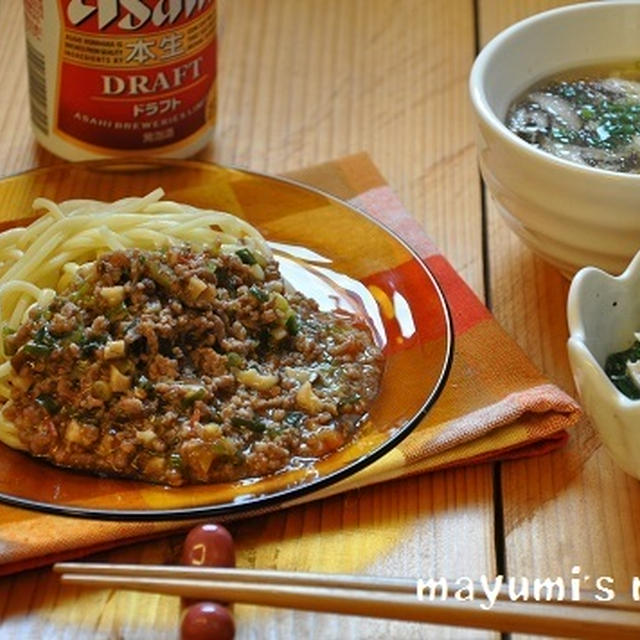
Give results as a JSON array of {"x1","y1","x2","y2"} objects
[{"x1": 3, "y1": 245, "x2": 383, "y2": 486}]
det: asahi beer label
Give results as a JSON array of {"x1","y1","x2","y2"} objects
[{"x1": 24, "y1": 0, "x2": 217, "y2": 155}]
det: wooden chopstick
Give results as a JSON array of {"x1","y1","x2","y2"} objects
[
  {"x1": 56, "y1": 563, "x2": 416, "y2": 592},
  {"x1": 54, "y1": 563, "x2": 640, "y2": 610},
  {"x1": 54, "y1": 563, "x2": 640, "y2": 639}
]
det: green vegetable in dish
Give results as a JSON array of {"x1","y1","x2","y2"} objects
[{"x1": 605, "y1": 340, "x2": 640, "y2": 399}]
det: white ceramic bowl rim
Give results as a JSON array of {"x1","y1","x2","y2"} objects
[{"x1": 469, "y1": 0, "x2": 640, "y2": 183}]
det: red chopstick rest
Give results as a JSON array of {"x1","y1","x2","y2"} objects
[
  {"x1": 181, "y1": 602, "x2": 235, "y2": 640},
  {"x1": 180, "y1": 523, "x2": 236, "y2": 640},
  {"x1": 180, "y1": 523, "x2": 236, "y2": 568}
]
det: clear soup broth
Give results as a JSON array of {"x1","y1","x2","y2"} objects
[{"x1": 506, "y1": 60, "x2": 640, "y2": 173}]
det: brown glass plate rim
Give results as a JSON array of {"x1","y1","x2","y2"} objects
[{"x1": 0, "y1": 158, "x2": 454, "y2": 521}]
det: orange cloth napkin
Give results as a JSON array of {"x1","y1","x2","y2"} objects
[{"x1": 0, "y1": 153, "x2": 581, "y2": 575}]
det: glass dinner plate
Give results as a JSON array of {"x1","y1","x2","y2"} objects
[{"x1": 0, "y1": 159, "x2": 453, "y2": 520}]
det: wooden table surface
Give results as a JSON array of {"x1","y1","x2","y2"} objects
[{"x1": 1, "y1": 1, "x2": 638, "y2": 638}]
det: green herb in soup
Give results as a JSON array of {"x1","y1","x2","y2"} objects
[
  {"x1": 506, "y1": 61, "x2": 640, "y2": 173},
  {"x1": 605, "y1": 339, "x2": 640, "y2": 399}
]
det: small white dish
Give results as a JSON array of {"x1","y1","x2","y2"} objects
[{"x1": 567, "y1": 250, "x2": 640, "y2": 478}]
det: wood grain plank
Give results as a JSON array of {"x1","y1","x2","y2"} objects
[
  {"x1": 215, "y1": 0, "x2": 485, "y2": 298},
  {"x1": 0, "y1": 469, "x2": 497, "y2": 639},
  {"x1": 231, "y1": 468, "x2": 496, "y2": 640},
  {"x1": 0, "y1": 1, "x2": 47, "y2": 173},
  {"x1": 0, "y1": 1, "x2": 495, "y2": 638},
  {"x1": 477, "y1": 2, "x2": 640, "y2": 639}
]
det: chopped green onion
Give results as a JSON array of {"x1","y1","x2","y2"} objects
[
  {"x1": 285, "y1": 314, "x2": 299, "y2": 335},
  {"x1": 80, "y1": 333, "x2": 108, "y2": 356},
  {"x1": 137, "y1": 375, "x2": 154, "y2": 392},
  {"x1": 23, "y1": 342, "x2": 54, "y2": 357},
  {"x1": 249, "y1": 285, "x2": 269, "y2": 302},
  {"x1": 580, "y1": 105, "x2": 596, "y2": 120},
  {"x1": 148, "y1": 261, "x2": 175, "y2": 289},
  {"x1": 236, "y1": 248, "x2": 257, "y2": 265},
  {"x1": 67, "y1": 327, "x2": 84, "y2": 344},
  {"x1": 226, "y1": 352, "x2": 244, "y2": 369},
  {"x1": 34, "y1": 326, "x2": 55, "y2": 345},
  {"x1": 339, "y1": 392, "x2": 362, "y2": 409},
  {"x1": 214, "y1": 267, "x2": 234, "y2": 290},
  {"x1": 70, "y1": 280, "x2": 91, "y2": 302},
  {"x1": 266, "y1": 425, "x2": 284, "y2": 439},
  {"x1": 182, "y1": 386, "x2": 206, "y2": 407},
  {"x1": 283, "y1": 411, "x2": 305, "y2": 427},
  {"x1": 35, "y1": 393, "x2": 60, "y2": 415},
  {"x1": 106, "y1": 301, "x2": 127, "y2": 322},
  {"x1": 231, "y1": 416, "x2": 266, "y2": 432},
  {"x1": 211, "y1": 437, "x2": 239, "y2": 460}
]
